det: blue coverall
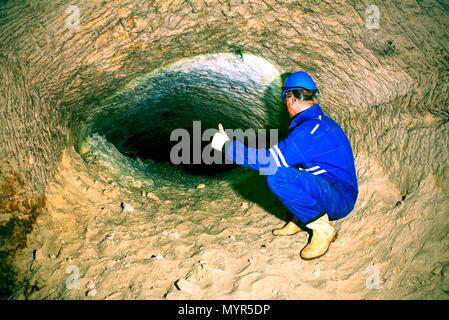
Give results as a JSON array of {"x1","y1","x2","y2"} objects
[{"x1": 224, "y1": 104, "x2": 358, "y2": 225}]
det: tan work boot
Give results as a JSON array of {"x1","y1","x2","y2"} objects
[
  {"x1": 300, "y1": 214, "x2": 336, "y2": 260},
  {"x1": 272, "y1": 220, "x2": 303, "y2": 236}
]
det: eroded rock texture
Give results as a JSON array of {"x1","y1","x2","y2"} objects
[{"x1": 0, "y1": 0, "x2": 448, "y2": 298}]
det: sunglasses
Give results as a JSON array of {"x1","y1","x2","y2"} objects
[{"x1": 282, "y1": 87, "x2": 318, "y2": 101}]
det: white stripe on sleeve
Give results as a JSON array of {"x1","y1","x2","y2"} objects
[
  {"x1": 310, "y1": 124, "x2": 320, "y2": 134},
  {"x1": 273, "y1": 145, "x2": 289, "y2": 167},
  {"x1": 312, "y1": 169, "x2": 327, "y2": 175},
  {"x1": 268, "y1": 148, "x2": 281, "y2": 167},
  {"x1": 305, "y1": 166, "x2": 320, "y2": 172}
]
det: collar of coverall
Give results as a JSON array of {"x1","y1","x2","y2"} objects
[{"x1": 288, "y1": 104, "x2": 324, "y2": 130}]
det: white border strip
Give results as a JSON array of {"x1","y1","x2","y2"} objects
[
  {"x1": 305, "y1": 166, "x2": 320, "y2": 172},
  {"x1": 310, "y1": 124, "x2": 320, "y2": 134},
  {"x1": 268, "y1": 148, "x2": 281, "y2": 167},
  {"x1": 273, "y1": 145, "x2": 289, "y2": 167},
  {"x1": 312, "y1": 169, "x2": 327, "y2": 175}
]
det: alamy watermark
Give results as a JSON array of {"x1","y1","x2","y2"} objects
[
  {"x1": 65, "y1": 5, "x2": 81, "y2": 30},
  {"x1": 170, "y1": 121, "x2": 280, "y2": 175},
  {"x1": 364, "y1": 264, "x2": 383, "y2": 290},
  {"x1": 65, "y1": 265, "x2": 80, "y2": 290},
  {"x1": 308, "y1": 264, "x2": 385, "y2": 291},
  {"x1": 366, "y1": 5, "x2": 380, "y2": 30}
]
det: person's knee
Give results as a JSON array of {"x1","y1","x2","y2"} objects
[{"x1": 265, "y1": 169, "x2": 287, "y2": 194}]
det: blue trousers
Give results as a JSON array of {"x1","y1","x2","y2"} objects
[{"x1": 265, "y1": 167, "x2": 356, "y2": 225}]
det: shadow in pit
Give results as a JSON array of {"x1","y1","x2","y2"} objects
[{"x1": 226, "y1": 169, "x2": 291, "y2": 222}]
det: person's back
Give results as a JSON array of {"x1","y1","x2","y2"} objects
[{"x1": 283, "y1": 104, "x2": 358, "y2": 209}]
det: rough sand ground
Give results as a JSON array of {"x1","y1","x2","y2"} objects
[{"x1": 12, "y1": 135, "x2": 449, "y2": 299}]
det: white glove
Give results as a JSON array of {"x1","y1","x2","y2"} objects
[{"x1": 211, "y1": 124, "x2": 230, "y2": 151}]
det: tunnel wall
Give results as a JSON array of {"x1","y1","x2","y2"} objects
[{"x1": 0, "y1": 0, "x2": 448, "y2": 295}]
